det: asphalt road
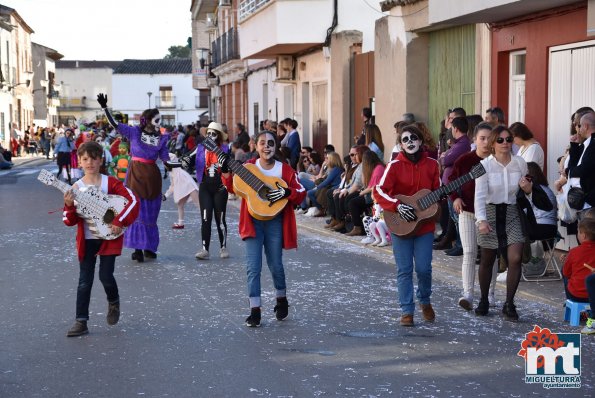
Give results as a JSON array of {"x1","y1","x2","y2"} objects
[{"x1": 0, "y1": 159, "x2": 593, "y2": 397}]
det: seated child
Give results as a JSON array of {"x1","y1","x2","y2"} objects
[
  {"x1": 361, "y1": 203, "x2": 390, "y2": 247},
  {"x1": 562, "y1": 216, "x2": 595, "y2": 309},
  {"x1": 163, "y1": 154, "x2": 200, "y2": 229}
]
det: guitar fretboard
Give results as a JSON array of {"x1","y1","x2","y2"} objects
[
  {"x1": 50, "y1": 177, "x2": 111, "y2": 217},
  {"x1": 203, "y1": 138, "x2": 266, "y2": 193},
  {"x1": 417, "y1": 173, "x2": 475, "y2": 210}
]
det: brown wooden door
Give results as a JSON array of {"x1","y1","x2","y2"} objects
[{"x1": 312, "y1": 82, "x2": 327, "y2": 154}]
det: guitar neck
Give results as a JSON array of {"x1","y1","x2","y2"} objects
[
  {"x1": 418, "y1": 172, "x2": 475, "y2": 210},
  {"x1": 53, "y1": 178, "x2": 106, "y2": 213},
  {"x1": 205, "y1": 140, "x2": 266, "y2": 192}
]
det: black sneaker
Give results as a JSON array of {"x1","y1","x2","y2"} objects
[
  {"x1": 502, "y1": 302, "x2": 519, "y2": 321},
  {"x1": 245, "y1": 307, "x2": 261, "y2": 327},
  {"x1": 107, "y1": 302, "x2": 120, "y2": 326},
  {"x1": 131, "y1": 249, "x2": 144, "y2": 262},
  {"x1": 474, "y1": 299, "x2": 489, "y2": 316},
  {"x1": 67, "y1": 320, "x2": 88, "y2": 337},
  {"x1": 144, "y1": 250, "x2": 157, "y2": 259},
  {"x1": 274, "y1": 297, "x2": 289, "y2": 321}
]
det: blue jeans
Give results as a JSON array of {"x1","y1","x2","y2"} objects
[
  {"x1": 76, "y1": 239, "x2": 119, "y2": 321},
  {"x1": 299, "y1": 177, "x2": 316, "y2": 209},
  {"x1": 245, "y1": 215, "x2": 286, "y2": 308},
  {"x1": 391, "y1": 232, "x2": 433, "y2": 315}
]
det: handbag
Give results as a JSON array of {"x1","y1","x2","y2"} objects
[
  {"x1": 567, "y1": 187, "x2": 586, "y2": 210},
  {"x1": 557, "y1": 183, "x2": 578, "y2": 223}
]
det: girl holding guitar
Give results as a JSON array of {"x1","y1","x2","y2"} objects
[
  {"x1": 373, "y1": 125, "x2": 440, "y2": 327},
  {"x1": 218, "y1": 131, "x2": 306, "y2": 327}
]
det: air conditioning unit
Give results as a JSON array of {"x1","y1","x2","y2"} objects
[
  {"x1": 219, "y1": 0, "x2": 231, "y2": 8},
  {"x1": 276, "y1": 56, "x2": 294, "y2": 81}
]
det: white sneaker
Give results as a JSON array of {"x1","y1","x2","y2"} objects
[
  {"x1": 458, "y1": 296, "x2": 473, "y2": 311},
  {"x1": 310, "y1": 208, "x2": 322, "y2": 217},
  {"x1": 496, "y1": 271, "x2": 508, "y2": 282},
  {"x1": 361, "y1": 236, "x2": 375, "y2": 245},
  {"x1": 220, "y1": 247, "x2": 229, "y2": 259},
  {"x1": 295, "y1": 208, "x2": 306, "y2": 215},
  {"x1": 377, "y1": 241, "x2": 390, "y2": 247},
  {"x1": 304, "y1": 207, "x2": 317, "y2": 217},
  {"x1": 195, "y1": 250, "x2": 209, "y2": 260},
  {"x1": 371, "y1": 239, "x2": 381, "y2": 246}
]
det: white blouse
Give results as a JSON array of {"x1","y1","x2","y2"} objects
[
  {"x1": 474, "y1": 154, "x2": 528, "y2": 222},
  {"x1": 518, "y1": 142, "x2": 544, "y2": 170}
]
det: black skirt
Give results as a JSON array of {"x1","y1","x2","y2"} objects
[{"x1": 57, "y1": 152, "x2": 71, "y2": 167}]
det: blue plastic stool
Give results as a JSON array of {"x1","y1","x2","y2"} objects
[{"x1": 564, "y1": 299, "x2": 591, "y2": 326}]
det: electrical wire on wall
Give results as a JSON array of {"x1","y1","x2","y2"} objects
[{"x1": 323, "y1": 0, "x2": 339, "y2": 48}]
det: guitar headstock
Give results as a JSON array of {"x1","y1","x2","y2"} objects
[
  {"x1": 37, "y1": 169, "x2": 57, "y2": 186},
  {"x1": 202, "y1": 137, "x2": 219, "y2": 153},
  {"x1": 470, "y1": 163, "x2": 486, "y2": 179}
]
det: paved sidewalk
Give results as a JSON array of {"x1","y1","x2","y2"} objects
[{"x1": 289, "y1": 209, "x2": 567, "y2": 308}]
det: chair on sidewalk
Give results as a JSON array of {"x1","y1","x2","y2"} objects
[
  {"x1": 521, "y1": 232, "x2": 563, "y2": 282},
  {"x1": 564, "y1": 299, "x2": 591, "y2": 326}
]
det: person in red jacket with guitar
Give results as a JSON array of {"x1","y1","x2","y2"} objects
[
  {"x1": 62, "y1": 141, "x2": 139, "y2": 337},
  {"x1": 218, "y1": 130, "x2": 306, "y2": 327},
  {"x1": 373, "y1": 125, "x2": 440, "y2": 327}
]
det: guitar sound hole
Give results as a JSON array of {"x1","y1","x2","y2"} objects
[
  {"x1": 103, "y1": 209, "x2": 115, "y2": 224},
  {"x1": 257, "y1": 186, "x2": 270, "y2": 201}
]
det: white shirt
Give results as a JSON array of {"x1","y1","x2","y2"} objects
[
  {"x1": 474, "y1": 154, "x2": 528, "y2": 222},
  {"x1": 255, "y1": 159, "x2": 283, "y2": 178},
  {"x1": 569, "y1": 136, "x2": 592, "y2": 209},
  {"x1": 518, "y1": 142, "x2": 544, "y2": 170},
  {"x1": 75, "y1": 175, "x2": 109, "y2": 239}
]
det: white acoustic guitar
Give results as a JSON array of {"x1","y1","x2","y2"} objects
[{"x1": 38, "y1": 169, "x2": 128, "y2": 240}]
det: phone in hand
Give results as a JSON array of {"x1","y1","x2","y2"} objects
[{"x1": 525, "y1": 174, "x2": 533, "y2": 182}]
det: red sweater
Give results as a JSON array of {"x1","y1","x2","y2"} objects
[
  {"x1": 448, "y1": 151, "x2": 483, "y2": 213},
  {"x1": 373, "y1": 152, "x2": 440, "y2": 237},
  {"x1": 563, "y1": 240, "x2": 595, "y2": 299},
  {"x1": 238, "y1": 159, "x2": 307, "y2": 249},
  {"x1": 63, "y1": 175, "x2": 140, "y2": 262}
]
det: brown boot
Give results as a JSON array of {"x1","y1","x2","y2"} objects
[
  {"x1": 324, "y1": 218, "x2": 338, "y2": 229},
  {"x1": 332, "y1": 221, "x2": 345, "y2": 231},
  {"x1": 67, "y1": 320, "x2": 89, "y2": 337},
  {"x1": 400, "y1": 314, "x2": 414, "y2": 327},
  {"x1": 345, "y1": 226, "x2": 364, "y2": 236},
  {"x1": 420, "y1": 303, "x2": 435, "y2": 322}
]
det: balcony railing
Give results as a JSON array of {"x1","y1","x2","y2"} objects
[
  {"x1": 155, "y1": 96, "x2": 176, "y2": 108},
  {"x1": 210, "y1": 27, "x2": 240, "y2": 69},
  {"x1": 239, "y1": 0, "x2": 272, "y2": 21}
]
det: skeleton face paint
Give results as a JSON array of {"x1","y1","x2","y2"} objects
[
  {"x1": 401, "y1": 132, "x2": 421, "y2": 154},
  {"x1": 256, "y1": 133, "x2": 276, "y2": 160},
  {"x1": 151, "y1": 114, "x2": 161, "y2": 129},
  {"x1": 207, "y1": 130, "x2": 219, "y2": 141}
]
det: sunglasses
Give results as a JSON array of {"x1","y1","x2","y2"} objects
[
  {"x1": 401, "y1": 135, "x2": 419, "y2": 144},
  {"x1": 496, "y1": 136, "x2": 514, "y2": 144},
  {"x1": 349, "y1": 153, "x2": 356, "y2": 157}
]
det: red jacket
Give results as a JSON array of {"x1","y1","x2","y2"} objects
[
  {"x1": 63, "y1": 175, "x2": 140, "y2": 262},
  {"x1": 373, "y1": 152, "x2": 440, "y2": 237},
  {"x1": 562, "y1": 240, "x2": 595, "y2": 299},
  {"x1": 238, "y1": 159, "x2": 306, "y2": 249},
  {"x1": 448, "y1": 151, "x2": 482, "y2": 214}
]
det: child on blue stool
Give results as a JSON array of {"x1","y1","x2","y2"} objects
[{"x1": 562, "y1": 214, "x2": 595, "y2": 334}]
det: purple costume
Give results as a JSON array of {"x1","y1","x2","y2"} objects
[{"x1": 116, "y1": 123, "x2": 169, "y2": 252}]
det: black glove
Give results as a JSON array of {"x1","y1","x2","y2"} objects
[
  {"x1": 161, "y1": 194, "x2": 167, "y2": 202},
  {"x1": 217, "y1": 151, "x2": 230, "y2": 168},
  {"x1": 397, "y1": 202, "x2": 417, "y2": 222},
  {"x1": 181, "y1": 153, "x2": 196, "y2": 172},
  {"x1": 266, "y1": 182, "x2": 291, "y2": 205},
  {"x1": 97, "y1": 93, "x2": 108, "y2": 109}
]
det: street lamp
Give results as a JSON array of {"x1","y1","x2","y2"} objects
[
  {"x1": 196, "y1": 48, "x2": 209, "y2": 69},
  {"x1": 147, "y1": 91, "x2": 153, "y2": 108}
]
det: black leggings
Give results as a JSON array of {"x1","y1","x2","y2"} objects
[{"x1": 199, "y1": 183, "x2": 228, "y2": 251}]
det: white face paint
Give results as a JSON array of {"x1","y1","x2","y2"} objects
[
  {"x1": 256, "y1": 133, "x2": 276, "y2": 160},
  {"x1": 151, "y1": 114, "x2": 161, "y2": 129},
  {"x1": 401, "y1": 131, "x2": 421, "y2": 155},
  {"x1": 207, "y1": 129, "x2": 219, "y2": 141}
]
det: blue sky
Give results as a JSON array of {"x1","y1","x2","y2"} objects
[{"x1": 3, "y1": 0, "x2": 192, "y2": 60}]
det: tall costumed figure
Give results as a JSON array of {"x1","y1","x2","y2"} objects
[{"x1": 97, "y1": 93, "x2": 169, "y2": 262}]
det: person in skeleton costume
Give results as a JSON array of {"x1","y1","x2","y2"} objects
[
  {"x1": 373, "y1": 125, "x2": 440, "y2": 327},
  {"x1": 193, "y1": 122, "x2": 232, "y2": 260},
  {"x1": 97, "y1": 94, "x2": 169, "y2": 263},
  {"x1": 223, "y1": 131, "x2": 306, "y2": 327}
]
